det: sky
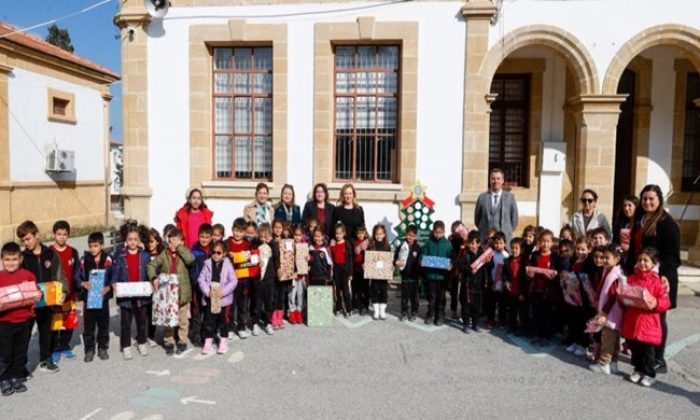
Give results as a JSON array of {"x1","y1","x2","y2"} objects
[{"x1": 1, "y1": 0, "x2": 123, "y2": 140}]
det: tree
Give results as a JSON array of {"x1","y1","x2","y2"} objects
[
  {"x1": 45, "y1": 24, "x2": 74, "y2": 53},
  {"x1": 393, "y1": 181, "x2": 436, "y2": 249}
]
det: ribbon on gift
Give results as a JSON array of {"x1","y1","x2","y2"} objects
[{"x1": 470, "y1": 248, "x2": 494, "y2": 273}]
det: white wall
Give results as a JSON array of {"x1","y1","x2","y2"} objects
[
  {"x1": 146, "y1": 1, "x2": 467, "y2": 231},
  {"x1": 8, "y1": 68, "x2": 106, "y2": 182}
]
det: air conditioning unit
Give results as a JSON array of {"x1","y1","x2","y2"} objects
[{"x1": 45, "y1": 149, "x2": 75, "y2": 172}]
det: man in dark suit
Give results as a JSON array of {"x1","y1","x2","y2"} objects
[{"x1": 474, "y1": 168, "x2": 519, "y2": 243}]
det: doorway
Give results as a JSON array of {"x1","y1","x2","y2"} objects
[{"x1": 613, "y1": 69, "x2": 636, "y2": 215}]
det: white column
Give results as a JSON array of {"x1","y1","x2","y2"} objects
[{"x1": 538, "y1": 142, "x2": 567, "y2": 231}]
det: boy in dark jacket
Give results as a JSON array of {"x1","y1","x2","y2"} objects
[
  {"x1": 254, "y1": 223, "x2": 279, "y2": 336},
  {"x1": 395, "y1": 225, "x2": 422, "y2": 321},
  {"x1": 189, "y1": 223, "x2": 213, "y2": 347},
  {"x1": 17, "y1": 220, "x2": 67, "y2": 373},
  {"x1": 458, "y1": 231, "x2": 490, "y2": 332},
  {"x1": 78, "y1": 232, "x2": 113, "y2": 362},
  {"x1": 421, "y1": 221, "x2": 452, "y2": 326}
]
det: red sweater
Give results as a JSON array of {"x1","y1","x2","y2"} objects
[
  {"x1": 227, "y1": 238, "x2": 251, "y2": 254},
  {"x1": 532, "y1": 254, "x2": 552, "y2": 293},
  {"x1": 51, "y1": 245, "x2": 76, "y2": 294},
  {"x1": 352, "y1": 239, "x2": 366, "y2": 265},
  {"x1": 621, "y1": 269, "x2": 671, "y2": 345},
  {"x1": 331, "y1": 242, "x2": 348, "y2": 265},
  {"x1": 509, "y1": 259, "x2": 521, "y2": 296},
  {"x1": 126, "y1": 251, "x2": 140, "y2": 282},
  {"x1": 0, "y1": 269, "x2": 37, "y2": 323}
]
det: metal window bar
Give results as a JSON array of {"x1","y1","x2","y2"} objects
[
  {"x1": 333, "y1": 45, "x2": 400, "y2": 182},
  {"x1": 212, "y1": 47, "x2": 273, "y2": 180},
  {"x1": 488, "y1": 74, "x2": 530, "y2": 188}
]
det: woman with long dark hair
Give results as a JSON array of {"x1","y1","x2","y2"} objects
[
  {"x1": 301, "y1": 183, "x2": 335, "y2": 235},
  {"x1": 175, "y1": 189, "x2": 213, "y2": 248},
  {"x1": 625, "y1": 184, "x2": 680, "y2": 374}
]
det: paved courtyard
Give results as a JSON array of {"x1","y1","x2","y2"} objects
[{"x1": 2, "y1": 293, "x2": 699, "y2": 420}]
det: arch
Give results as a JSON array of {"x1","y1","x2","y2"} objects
[
  {"x1": 603, "y1": 24, "x2": 700, "y2": 94},
  {"x1": 480, "y1": 25, "x2": 600, "y2": 95}
]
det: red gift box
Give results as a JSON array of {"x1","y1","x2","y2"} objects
[
  {"x1": 0, "y1": 281, "x2": 42, "y2": 311},
  {"x1": 470, "y1": 248, "x2": 493, "y2": 273},
  {"x1": 526, "y1": 266, "x2": 558, "y2": 279},
  {"x1": 618, "y1": 283, "x2": 657, "y2": 310}
]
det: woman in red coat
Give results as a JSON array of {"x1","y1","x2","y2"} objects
[
  {"x1": 621, "y1": 247, "x2": 670, "y2": 388},
  {"x1": 175, "y1": 189, "x2": 214, "y2": 248}
]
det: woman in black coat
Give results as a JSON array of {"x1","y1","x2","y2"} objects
[
  {"x1": 625, "y1": 184, "x2": 680, "y2": 373},
  {"x1": 332, "y1": 183, "x2": 365, "y2": 241},
  {"x1": 301, "y1": 183, "x2": 335, "y2": 236}
]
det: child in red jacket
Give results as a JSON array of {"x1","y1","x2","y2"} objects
[{"x1": 621, "y1": 247, "x2": 670, "y2": 388}]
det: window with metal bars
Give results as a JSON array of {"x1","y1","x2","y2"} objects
[
  {"x1": 334, "y1": 45, "x2": 400, "y2": 182},
  {"x1": 682, "y1": 72, "x2": 700, "y2": 191},
  {"x1": 212, "y1": 47, "x2": 273, "y2": 180},
  {"x1": 489, "y1": 74, "x2": 530, "y2": 188}
]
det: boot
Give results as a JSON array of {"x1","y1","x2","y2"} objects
[
  {"x1": 217, "y1": 339, "x2": 229, "y2": 354},
  {"x1": 289, "y1": 311, "x2": 297, "y2": 324},
  {"x1": 379, "y1": 303, "x2": 387, "y2": 320},
  {"x1": 202, "y1": 338, "x2": 213, "y2": 355},
  {"x1": 278, "y1": 310, "x2": 286, "y2": 329},
  {"x1": 299, "y1": 311, "x2": 305, "y2": 325},
  {"x1": 271, "y1": 311, "x2": 281, "y2": 330},
  {"x1": 293, "y1": 310, "x2": 301, "y2": 324},
  {"x1": 372, "y1": 303, "x2": 380, "y2": 320}
]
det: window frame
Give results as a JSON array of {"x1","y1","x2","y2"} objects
[
  {"x1": 488, "y1": 73, "x2": 531, "y2": 189},
  {"x1": 211, "y1": 45, "x2": 274, "y2": 181},
  {"x1": 332, "y1": 43, "x2": 402, "y2": 184},
  {"x1": 47, "y1": 88, "x2": 76, "y2": 124}
]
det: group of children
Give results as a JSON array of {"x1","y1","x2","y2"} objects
[{"x1": 0, "y1": 215, "x2": 670, "y2": 396}]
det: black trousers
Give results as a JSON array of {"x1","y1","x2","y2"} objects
[
  {"x1": 83, "y1": 302, "x2": 110, "y2": 352},
  {"x1": 629, "y1": 340, "x2": 657, "y2": 377},
  {"x1": 147, "y1": 307, "x2": 156, "y2": 340},
  {"x1": 333, "y1": 265, "x2": 352, "y2": 313},
  {"x1": 532, "y1": 293, "x2": 551, "y2": 339},
  {"x1": 506, "y1": 294, "x2": 528, "y2": 332},
  {"x1": 655, "y1": 311, "x2": 668, "y2": 363},
  {"x1": 565, "y1": 305, "x2": 589, "y2": 347},
  {"x1": 485, "y1": 290, "x2": 506, "y2": 324},
  {"x1": 351, "y1": 267, "x2": 370, "y2": 310},
  {"x1": 120, "y1": 305, "x2": 148, "y2": 349},
  {"x1": 235, "y1": 281, "x2": 251, "y2": 331},
  {"x1": 202, "y1": 303, "x2": 230, "y2": 339},
  {"x1": 465, "y1": 290, "x2": 482, "y2": 327},
  {"x1": 401, "y1": 281, "x2": 419, "y2": 315},
  {"x1": 0, "y1": 320, "x2": 32, "y2": 380},
  {"x1": 449, "y1": 271, "x2": 461, "y2": 313},
  {"x1": 274, "y1": 281, "x2": 288, "y2": 311},
  {"x1": 370, "y1": 280, "x2": 388, "y2": 304},
  {"x1": 426, "y1": 280, "x2": 447, "y2": 320},
  {"x1": 253, "y1": 278, "x2": 274, "y2": 325},
  {"x1": 33, "y1": 307, "x2": 58, "y2": 362}
]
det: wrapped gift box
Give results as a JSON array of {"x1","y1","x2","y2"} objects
[
  {"x1": 152, "y1": 274, "x2": 180, "y2": 327},
  {"x1": 364, "y1": 251, "x2": 395, "y2": 280},
  {"x1": 231, "y1": 250, "x2": 261, "y2": 279},
  {"x1": 87, "y1": 269, "x2": 106, "y2": 309},
  {"x1": 36, "y1": 281, "x2": 63, "y2": 308},
  {"x1": 492, "y1": 263, "x2": 504, "y2": 292},
  {"x1": 278, "y1": 239, "x2": 295, "y2": 281},
  {"x1": 114, "y1": 281, "x2": 153, "y2": 298},
  {"x1": 210, "y1": 283, "x2": 222, "y2": 314},
  {"x1": 307, "y1": 286, "x2": 333, "y2": 327},
  {"x1": 295, "y1": 243, "x2": 310, "y2": 275},
  {"x1": 470, "y1": 248, "x2": 494, "y2": 273},
  {"x1": 526, "y1": 266, "x2": 558, "y2": 279},
  {"x1": 0, "y1": 281, "x2": 42, "y2": 311},
  {"x1": 619, "y1": 228, "x2": 631, "y2": 252},
  {"x1": 397, "y1": 242, "x2": 409, "y2": 269},
  {"x1": 257, "y1": 244, "x2": 272, "y2": 279},
  {"x1": 579, "y1": 273, "x2": 598, "y2": 307},
  {"x1": 585, "y1": 317, "x2": 604, "y2": 334},
  {"x1": 50, "y1": 300, "x2": 78, "y2": 331},
  {"x1": 422, "y1": 256, "x2": 451, "y2": 270},
  {"x1": 560, "y1": 271, "x2": 583, "y2": 306},
  {"x1": 455, "y1": 225, "x2": 469, "y2": 240},
  {"x1": 618, "y1": 283, "x2": 657, "y2": 310}
]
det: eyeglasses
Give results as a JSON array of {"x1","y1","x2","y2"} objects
[
  {"x1": 212, "y1": 251, "x2": 224, "y2": 256},
  {"x1": 580, "y1": 198, "x2": 595, "y2": 204}
]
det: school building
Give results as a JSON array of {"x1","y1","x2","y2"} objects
[
  {"x1": 0, "y1": 22, "x2": 119, "y2": 244},
  {"x1": 114, "y1": 0, "x2": 700, "y2": 262}
]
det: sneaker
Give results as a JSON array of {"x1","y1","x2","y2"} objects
[
  {"x1": 51, "y1": 352, "x2": 61, "y2": 364},
  {"x1": 399, "y1": 313, "x2": 406, "y2": 322},
  {"x1": 62, "y1": 350, "x2": 76, "y2": 360},
  {"x1": 486, "y1": 321, "x2": 494, "y2": 330},
  {"x1": 217, "y1": 339, "x2": 229, "y2": 354},
  {"x1": 628, "y1": 371, "x2": 642, "y2": 384},
  {"x1": 540, "y1": 339, "x2": 551, "y2": 347},
  {"x1": 588, "y1": 362, "x2": 611, "y2": 375},
  {"x1": 164, "y1": 344, "x2": 175, "y2": 355},
  {"x1": 252, "y1": 324, "x2": 262, "y2": 336},
  {"x1": 265, "y1": 324, "x2": 275, "y2": 335},
  {"x1": 566, "y1": 343, "x2": 577, "y2": 353},
  {"x1": 84, "y1": 351, "x2": 95, "y2": 363},
  {"x1": 408, "y1": 313, "x2": 417, "y2": 322},
  {"x1": 574, "y1": 346, "x2": 587, "y2": 357},
  {"x1": 122, "y1": 347, "x2": 134, "y2": 360},
  {"x1": 640, "y1": 375, "x2": 656, "y2": 387},
  {"x1": 38, "y1": 360, "x2": 59, "y2": 373},
  {"x1": 10, "y1": 378, "x2": 26, "y2": 393},
  {"x1": 424, "y1": 317, "x2": 433, "y2": 325},
  {"x1": 238, "y1": 329, "x2": 250, "y2": 339},
  {"x1": 610, "y1": 361, "x2": 620, "y2": 374},
  {"x1": 148, "y1": 338, "x2": 158, "y2": 348},
  {"x1": 462, "y1": 325, "x2": 470, "y2": 334},
  {"x1": 176, "y1": 342, "x2": 188, "y2": 354},
  {"x1": 1, "y1": 380, "x2": 14, "y2": 396},
  {"x1": 435, "y1": 317, "x2": 444, "y2": 326},
  {"x1": 137, "y1": 344, "x2": 149, "y2": 356},
  {"x1": 202, "y1": 338, "x2": 213, "y2": 355},
  {"x1": 97, "y1": 350, "x2": 109, "y2": 361},
  {"x1": 472, "y1": 325, "x2": 480, "y2": 333}
]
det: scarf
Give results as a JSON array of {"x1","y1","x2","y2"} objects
[{"x1": 212, "y1": 260, "x2": 224, "y2": 283}]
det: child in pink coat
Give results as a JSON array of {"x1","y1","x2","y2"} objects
[
  {"x1": 620, "y1": 247, "x2": 670, "y2": 388},
  {"x1": 197, "y1": 241, "x2": 237, "y2": 354}
]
